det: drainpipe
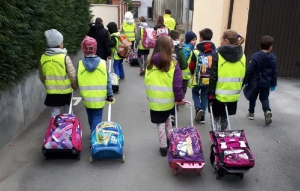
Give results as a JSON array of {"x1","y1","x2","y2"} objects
[{"x1": 227, "y1": 0, "x2": 234, "y2": 29}]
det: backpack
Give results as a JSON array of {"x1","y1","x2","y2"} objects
[
  {"x1": 174, "y1": 45, "x2": 188, "y2": 70},
  {"x1": 142, "y1": 27, "x2": 157, "y2": 48},
  {"x1": 195, "y1": 51, "x2": 214, "y2": 86},
  {"x1": 156, "y1": 26, "x2": 169, "y2": 37},
  {"x1": 113, "y1": 34, "x2": 132, "y2": 58}
]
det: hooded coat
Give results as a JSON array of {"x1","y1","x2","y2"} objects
[
  {"x1": 107, "y1": 22, "x2": 119, "y2": 50},
  {"x1": 149, "y1": 53, "x2": 184, "y2": 123},
  {"x1": 135, "y1": 22, "x2": 150, "y2": 56},
  {"x1": 244, "y1": 51, "x2": 277, "y2": 87},
  {"x1": 208, "y1": 45, "x2": 245, "y2": 116},
  {"x1": 88, "y1": 23, "x2": 111, "y2": 60}
]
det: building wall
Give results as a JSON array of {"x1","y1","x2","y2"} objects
[
  {"x1": 192, "y1": 0, "x2": 250, "y2": 48},
  {"x1": 153, "y1": 0, "x2": 183, "y2": 23},
  {"x1": 138, "y1": 0, "x2": 153, "y2": 18},
  {"x1": 90, "y1": 4, "x2": 119, "y2": 27}
]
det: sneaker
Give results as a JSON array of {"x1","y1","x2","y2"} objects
[
  {"x1": 171, "y1": 115, "x2": 176, "y2": 126},
  {"x1": 200, "y1": 116, "x2": 205, "y2": 124},
  {"x1": 159, "y1": 147, "x2": 167, "y2": 157},
  {"x1": 120, "y1": 76, "x2": 125, "y2": 80},
  {"x1": 247, "y1": 113, "x2": 255, "y2": 120},
  {"x1": 194, "y1": 109, "x2": 203, "y2": 122},
  {"x1": 139, "y1": 68, "x2": 145, "y2": 75},
  {"x1": 264, "y1": 111, "x2": 272, "y2": 125}
]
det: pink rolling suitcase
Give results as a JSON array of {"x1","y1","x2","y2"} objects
[
  {"x1": 168, "y1": 101, "x2": 205, "y2": 176},
  {"x1": 42, "y1": 92, "x2": 82, "y2": 160},
  {"x1": 209, "y1": 103, "x2": 255, "y2": 179}
]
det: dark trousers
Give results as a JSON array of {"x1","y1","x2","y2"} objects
[{"x1": 248, "y1": 87, "x2": 271, "y2": 113}]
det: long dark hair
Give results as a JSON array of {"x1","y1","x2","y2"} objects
[
  {"x1": 156, "y1": 16, "x2": 164, "y2": 25},
  {"x1": 147, "y1": 36, "x2": 174, "y2": 72}
]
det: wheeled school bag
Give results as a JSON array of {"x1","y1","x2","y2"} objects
[
  {"x1": 129, "y1": 43, "x2": 139, "y2": 66},
  {"x1": 42, "y1": 92, "x2": 82, "y2": 160},
  {"x1": 108, "y1": 59, "x2": 119, "y2": 93},
  {"x1": 209, "y1": 103, "x2": 255, "y2": 179},
  {"x1": 168, "y1": 101, "x2": 205, "y2": 176},
  {"x1": 89, "y1": 99, "x2": 125, "y2": 163}
]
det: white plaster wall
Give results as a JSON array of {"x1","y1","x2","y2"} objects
[{"x1": 138, "y1": 0, "x2": 153, "y2": 18}]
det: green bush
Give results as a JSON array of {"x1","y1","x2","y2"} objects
[{"x1": 0, "y1": 0, "x2": 92, "y2": 90}]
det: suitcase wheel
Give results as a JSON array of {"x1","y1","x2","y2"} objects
[
  {"x1": 121, "y1": 155, "x2": 125, "y2": 163},
  {"x1": 215, "y1": 172, "x2": 220, "y2": 180},
  {"x1": 76, "y1": 155, "x2": 81, "y2": 161},
  {"x1": 89, "y1": 156, "x2": 93, "y2": 163},
  {"x1": 197, "y1": 169, "x2": 202, "y2": 176},
  {"x1": 239, "y1": 173, "x2": 244, "y2": 179},
  {"x1": 173, "y1": 168, "x2": 178, "y2": 176}
]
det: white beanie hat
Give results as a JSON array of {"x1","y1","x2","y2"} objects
[
  {"x1": 124, "y1": 11, "x2": 135, "y2": 23},
  {"x1": 45, "y1": 29, "x2": 64, "y2": 48}
]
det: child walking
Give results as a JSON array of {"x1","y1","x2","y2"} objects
[
  {"x1": 189, "y1": 28, "x2": 216, "y2": 124},
  {"x1": 208, "y1": 30, "x2": 246, "y2": 131},
  {"x1": 244, "y1": 36, "x2": 277, "y2": 125},
  {"x1": 39, "y1": 29, "x2": 77, "y2": 117},
  {"x1": 77, "y1": 36, "x2": 113, "y2": 132},
  {"x1": 135, "y1": 16, "x2": 150, "y2": 75},
  {"x1": 145, "y1": 36, "x2": 184, "y2": 157},
  {"x1": 107, "y1": 22, "x2": 125, "y2": 79}
]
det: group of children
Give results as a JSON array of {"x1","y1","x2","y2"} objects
[
  {"x1": 39, "y1": 13, "x2": 277, "y2": 157},
  {"x1": 145, "y1": 28, "x2": 277, "y2": 156}
]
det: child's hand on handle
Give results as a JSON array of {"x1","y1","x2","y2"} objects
[
  {"x1": 106, "y1": 96, "x2": 114, "y2": 102},
  {"x1": 208, "y1": 90, "x2": 215, "y2": 103},
  {"x1": 177, "y1": 99, "x2": 185, "y2": 105},
  {"x1": 270, "y1": 86, "x2": 276, "y2": 91}
]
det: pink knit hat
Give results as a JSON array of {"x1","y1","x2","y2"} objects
[{"x1": 81, "y1": 36, "x2": 97, "y2": 55}]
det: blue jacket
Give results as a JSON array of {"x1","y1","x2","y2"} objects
[{"x1": 245, "y1": 51, "x2": 277, "y2": 87}]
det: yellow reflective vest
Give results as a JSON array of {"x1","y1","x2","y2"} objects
[
  {"x1": 215, "y1": 53, "x2": 246, "y2": 102},
  {"x1": 110, "y1": 32, "x2": 122, "y2": 60},
  {"x1": 163, "y1": 14, "x2": 176, "y2": 31},
  {"x1": 40, "y1": 54, "x2": 72, "y2": 94},
  {"x1": 182, "y1": 49, "x2": 196, "y2": 80},
  {"x1": 145, "y1": 61, "x2": 176, "y2": 111},
  {"x1": 123, "y1": 22, "x2": 136, "y2": 41},
  {"x1": 77, "y1": 59, "x2": 108, "y2": 109}
]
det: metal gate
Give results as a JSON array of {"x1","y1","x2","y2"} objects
[{"x1": 244, "y1": 0, "x2": 300, "y2": 77}]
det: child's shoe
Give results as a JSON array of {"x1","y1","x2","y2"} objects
[
  {"x1": 140, "y1": 68, "x2": 145, "y2": 75},
  {"x1": 194, "y1": 109, "x2": 203, "y2": 122},
  {"x1": 264, "y1": 111, "x2": 272, "y2": 125},
  {"x1": 200, "y1": 116, "x2": 205, "y2": 124},
  {"x1": 247, "y1": 113, "x2": 254, "y2": 120},
  {"x1": 159, "y1": 147, "x2": 167, "y2": 157}
]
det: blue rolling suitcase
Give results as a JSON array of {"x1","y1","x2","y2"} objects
[{"x1": 89, "y1": 100, "x2": 125, "y2": 163}]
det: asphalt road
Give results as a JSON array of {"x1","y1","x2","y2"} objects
[{"x1": 0, "y1": 59, "x2": 300, "y2": 191}]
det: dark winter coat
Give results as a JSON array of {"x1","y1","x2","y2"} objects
[
  {"x1": 154, "y1": 24, "x2": 166, "y2": 30},
  {"x1": 244, "y1": 51, "x2": 277, "y2": 87},
  {"x1": 106, "y1": 22, "x2": 119, "y2": 51},
  {"x1": 208, "y1": 45, "x2": 245, "y2": 116},
  {"x1": 150, "y1": 53, "x2": 184, "y2": 123},
  {"x1": 87, "y1": 23, "x2": 111, "y2": 60}
]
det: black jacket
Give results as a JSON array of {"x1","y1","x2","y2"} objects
[
  {"x1": 87, "y1": 23, "x2": 111, "y2": 60},
  {"x1": 154, "y1": 24, "x2": 165, "y2": 30},
  {"x1": 107, "y1": 22, "x2": 119, "y2": 49},
  {"x1": 208, "y1": 45, "x2": 245, "y2": 116},
  {"x1": 244, "y1": 51, "x2": 277, "y2": 87}
]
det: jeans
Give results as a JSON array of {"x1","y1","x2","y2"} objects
[
  {"x1": 86, "y1": 108, "x2": 104, "y2": 132},
  {"x1": 51, "y1": 105, "x2": 70, "y2": 117},
  {"x1": 113, "y1": 59, "x2": 125, "y2": 78},
  {"x1": 192, "y1": 85, "x2": 208, "y2": 116},
  {"x1": 137, "y1": 55, "x2": 147, "y2": 69},
  {"x1": 249, "y1": 87, "x2": 271, "y2": 113}
]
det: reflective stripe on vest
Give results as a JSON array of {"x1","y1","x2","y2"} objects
[
  {"x1": 215, "y1": 53, "x2": 246, "y2": 102},
  {"x1": 182, "y1": 49, "x2": 196, "y2": 80},
  {"x1": 110, "y1": 32, "x2": 122, "y2": 60},
  {"x1": 163, "y1": 15, "x2": 176, "y2": 30},
  {"x1": 145, "y1": 61, "x2": 176, "y2": 111},
  {"x1": 138, "y1": 28, "x2": 149, "y2": 50},
  {"x1": 77, "y1": 59, "x2": 108, "y2": 109},
  {"x1": 40, "y1": 54, "x2": 72, "y2": 94},
  {"x1": 123, "y1": 23, "x2": 135, "y2": 41}
]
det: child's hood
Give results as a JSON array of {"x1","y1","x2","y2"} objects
[
  {"x1": 44, "y1": 48, "x2": 67, "y2": 56},
  {"x1": 139, "y1": 22, "x2": 148, "y2": 28},
  {"x1": 196, "y1": 41, "x2": 216, "y2": 53},
  {"x1": 82, "y1": 57, "x2": 100, "y2": 72},
  {"x1": 255, "y1": 50, "x2": 276, "y2": 63},
  {"x1": 217, "y1": 45, "x2": 243, "y2": 63},
  {"x1": 107, "y1": 22, "x2": 118, "y2": 34}
]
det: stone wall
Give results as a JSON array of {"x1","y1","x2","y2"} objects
[{"x1": 0, "y1": 50, "x2": 83, "y2": 149}]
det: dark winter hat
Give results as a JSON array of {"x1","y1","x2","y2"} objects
[
  {"x1": 81, "y1": 36, "x2": 97, "y2": 55},
  {"x1": 185, "y1": 31, "x2": 197, "y2": 43}
]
